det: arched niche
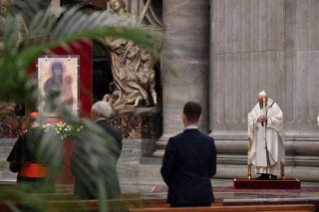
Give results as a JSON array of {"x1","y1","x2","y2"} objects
[
  {"x1": 142, "y1": 0, "x2": 163, "y2": 29},
  {"x1": 92, "y1": 39, "x2": 113, "y2": 103}
]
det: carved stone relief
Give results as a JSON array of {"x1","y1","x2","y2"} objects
[
  {"x1": 0, "y1": 0, "x2": 27, "y2": 117},
  {"x1": 0, "y1": 0, "x2": 28, "y2": 51},
  {"x1": 141, "y1": 0, "x2": 162, "y2": 28},
  {"x1": 107, "y1": 0, "x2": 163, "y2": 30},
  {"x1": 102, "y1": 0, "x2": 159, "y2": 111}
]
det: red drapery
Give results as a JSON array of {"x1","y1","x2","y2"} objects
[{"x1": 27, "y1": 39, "x2": 93, "y2": 184}]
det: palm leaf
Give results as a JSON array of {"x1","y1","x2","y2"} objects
[{"x1": 0, "y1": 2, "x2": 177, "y2": 211}]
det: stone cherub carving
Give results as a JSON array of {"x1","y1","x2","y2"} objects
[
  {"x1": 102, "y1": 0, "x2": 158, "y2": 111},
  {"x1": 139, "y1": 49, "x2": 158, "y2": 106}
]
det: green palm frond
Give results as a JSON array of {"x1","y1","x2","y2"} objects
[
  {"x1": 0, "y1": 2, "x2": 176, "y2": 211},
  {"x1": 0, "y1": 3, "x2": 175, "y2": 103}
]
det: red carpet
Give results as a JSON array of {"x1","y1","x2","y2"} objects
[
  {"x1": 152, "y1": 186, "x2": 319, "y2": 193},
  {"x1": 233, "y1": 178, "x2": 300, "y2": 189}
]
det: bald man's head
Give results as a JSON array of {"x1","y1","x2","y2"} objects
[{"x1": 258, "y1": 94, "x2": 268, "y2": 106}]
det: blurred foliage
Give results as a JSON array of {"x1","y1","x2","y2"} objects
[{"x1": 0, "y1": 1, "x2": 174, "y2": 211}]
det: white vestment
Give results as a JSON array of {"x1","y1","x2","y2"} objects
[{"x1": 248, "y1": 98, "x2": 285, "y2": 176}]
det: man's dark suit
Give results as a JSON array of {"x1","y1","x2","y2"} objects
[
  {"x1": 71, "y1": 119, "x2": 123, "y2": 200},
  {"x1": 161, "y1": 128, "x2": 217, "y2": 206}
]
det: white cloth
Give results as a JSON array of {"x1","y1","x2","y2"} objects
[
  {"x1": 94, "y1": 118, "x2": 106, "y2": 124},
  {"x1": 184, "y1": 126, "x2": 198, "y2": 130},
  {"x1": 317, "y1": 115, "x2": 319, "y2": 126},
  {"x1": 248, "y1": 98, "x2": 285, "y2": 176}
]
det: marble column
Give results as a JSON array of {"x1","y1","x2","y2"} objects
[
  {"x1": 153, "y1": 0, "x2": 210, "y2": 157},
  {"x1": 209, "y1": 0, "x2": 319, "y2": 181},
  {"x1": 51, "y1": 0, "x2": 60, "y2": 8},
  {"x1": 50, "y1": 0, "x2": 61, "y2": 17}
]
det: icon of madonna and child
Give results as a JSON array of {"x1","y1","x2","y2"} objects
[{"x1": 38, "y1": 58, "x2": 79, "y2": 116}]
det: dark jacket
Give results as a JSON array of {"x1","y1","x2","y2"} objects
[
  {"x1": 160, "y1": 129, "x2": 217, "y2": 204},
  {"x1": 71, "y1": 119, "x2": 123, "y2": 200},
  {"x1": 7, "y1": 126, "x2": 64, "y2": 193}
]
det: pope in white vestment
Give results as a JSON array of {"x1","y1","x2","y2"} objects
[{"x1": 248, "y1": 91, "x2": 285, "y2": 180}]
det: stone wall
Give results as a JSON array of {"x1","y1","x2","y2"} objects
[
  {"x1": 0, "y1": 137, "x2": 145, "y2": 182},
  {"x1": 0, "y1": 139, "x2": 18, "y2": 180},
  {"x1": 0, "y1": 113, "x2": 161, "y2": 181},
  {"x1": 211, "y1": 0, "x2": 319, "y2": 181}
]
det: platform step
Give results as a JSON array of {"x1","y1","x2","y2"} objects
[{"x1": 233, "y1": 178, "x2": 301, "y2": 189}]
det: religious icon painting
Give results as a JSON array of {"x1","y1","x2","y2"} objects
[{"x1": 37, "y1": 55, "x2": 80, "y2": 117}]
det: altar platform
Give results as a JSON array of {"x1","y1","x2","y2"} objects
[{"x1": 233, "y1": 178, "x2": 301, "y2": 189}]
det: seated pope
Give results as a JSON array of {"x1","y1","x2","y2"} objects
[{"x1": 248, "y1": 91, "x2": 285, "y2": 180}]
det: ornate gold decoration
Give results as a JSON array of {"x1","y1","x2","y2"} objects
[
  {"x1": 281, "y1": 165, "x2": 285, "y2": 180},
  {"x1": 102, "y1": 0, "x2": 158, "y2": 111},
  {"x1": 248, "y1": 137, "x2": 251, "y2": 179},
  {"x1": 0, "y1": 101, "x2": 18, "y2": 115}
]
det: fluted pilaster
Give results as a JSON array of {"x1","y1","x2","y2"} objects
[{"x1": 153, "y1": 0, "x2": 210, "y2": 157}]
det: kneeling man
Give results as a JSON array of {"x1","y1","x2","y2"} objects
[
  {"x1": 161, "y1": 102, "x2": 217, "y2": 207},
  {"x1": 248, "y1": 91, "x2": 285, "y2": 180}
]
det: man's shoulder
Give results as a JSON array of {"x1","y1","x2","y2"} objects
[
  {"x1": 270, "y1": 101, "x2": 281, "y2": 109},
  {"x1": 197, "y1": 132, "x2": 215, "y2": 146},
  {"x1": 201, "y1": 132, "x2": 214, "y2": 140},
  {"x1": 25, "y1": 127, "x2": 44, "y2": 137},
  {"x1": 171, "y1": 130, "x2": 213, "y2": 141},
  {"x1": 109, "y1": 124, "x2": 122, "y2": 136},
  {"x1": 16, "y1": 133, "x2": 26, "y2": 143},
  {"x1": 14, "y1": 127, "x2": 43, "y2": 145},
  {"x1": 267, "y1": 101, "x2": 283, "y2": 114},
  {"x1": 97, "y1": 120, "x2": 122, "y2": 139},
  {"x1": 169, "y1": 133, "x2": 181, "y2": 140}
]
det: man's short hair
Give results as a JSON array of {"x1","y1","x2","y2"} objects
[
  {"x1": 183, "y1": 101, "x2": 202, "y2": 123},
  {"x1": 92, "y1": 101, "x2": 112, "y2": 118},
  {"x1": 29, "y1": 116, "x2": 39, "y2": 124}
]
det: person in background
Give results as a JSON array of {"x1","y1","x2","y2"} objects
[
  {"x1": 7, "y1": 112, "x2": 64, "y2": 192},
  {"x1": 71, "y1": 101, "x2": 123, "y2": 200},
  {"x1": 248, "y1": 90, "x2": 285, "y2": 180},
  {"x1": 161, "y1": 101, "x2": 217, "y2": 207}
]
